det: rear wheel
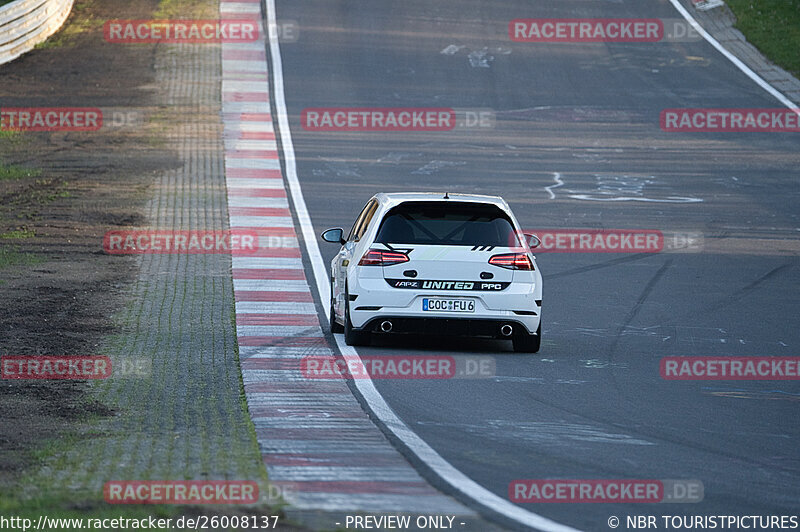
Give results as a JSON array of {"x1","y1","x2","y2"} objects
[
  {"x1": 512, "y1": 323, "x2": 541, "y2": 353},
  {"x1": 329, "y1": 286, "x2": 343, "y2": 333},
  {"x1": 343, "y1": 285, "x2": 370, "y2": 346}
]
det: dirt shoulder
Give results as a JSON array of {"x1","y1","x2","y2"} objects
[
  {"x1": 0, "y1": 0, "x2": 178, "y2": 486},
  {"x1": 0, "y1": 2, "x2": 299, "y2": 527}
]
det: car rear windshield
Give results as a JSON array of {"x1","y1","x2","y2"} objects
[{"x1": 374, "y1": 201, "x2": 520, "y2": 247}]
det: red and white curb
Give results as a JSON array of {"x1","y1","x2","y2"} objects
[{"x1": 219, "y1": 0, "x2": 472, "y2": 515}]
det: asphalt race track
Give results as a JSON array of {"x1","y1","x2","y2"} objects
[{"x1": 269, "y1": 0, "x2": 800, "y2": 529}]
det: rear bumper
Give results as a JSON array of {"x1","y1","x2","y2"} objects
[
  {"x1": 344, "y1": 269, "x2": 542, "y2": 335},
  {"x1": 359, "y1": 316, "x2": 539, "y2": 339}
]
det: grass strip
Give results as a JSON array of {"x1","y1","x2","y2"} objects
[{"x1": 726, "y1": 0, "x2": 800, "y2": 78}]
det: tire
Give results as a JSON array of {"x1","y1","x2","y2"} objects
[
  {"x1": 512, "y1": 323, "x2": 541, "y2": 353},
  {"x1": 343, "y1": 286, "x2": 370, "y2": 346},
  {"x1": 329, "y1": 289, "x2": 344, "y2": 334}
]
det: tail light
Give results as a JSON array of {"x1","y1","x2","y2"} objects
[
  {"x1": 489, "y1": 253, "x2": 534, "y2": 270},
  {"x1": 358, "y1": 249, "x2": 410, "y2": 266}
]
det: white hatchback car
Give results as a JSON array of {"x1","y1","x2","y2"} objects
[{"x1": 321, "y1": 193, "x2": 543, "y2": 352}]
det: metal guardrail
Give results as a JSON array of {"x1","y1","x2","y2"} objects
[
  {"x1": 0, "y1": 0, "x2": 74, "y2": 65},
  {"x1": 691, "y1": 0, "x2": 725, "y2": 11}
]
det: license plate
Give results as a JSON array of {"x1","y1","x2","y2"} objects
[{"x1": 422, "y1": 298, "x2": 475, "y2": 313}]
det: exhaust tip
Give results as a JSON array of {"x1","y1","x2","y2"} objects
[
  {"x1": 500, "y1": 324, "x2": 513, "y2": 337},
  {"x1": 380, "y1": 320, "x2": 393, "y2": 333}
]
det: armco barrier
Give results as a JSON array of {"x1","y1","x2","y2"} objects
[
  {"x1": 0, "y1": 0, "x2": 74, "y2": 66},
  {"x1": 691, "y1": 0, "x2": 724, "y2": 11}
]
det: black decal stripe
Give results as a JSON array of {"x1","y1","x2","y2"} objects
[{"x1": 385, "y1": 279, "x2": 510, "y2": 291}]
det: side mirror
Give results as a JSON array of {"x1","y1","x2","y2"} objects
[
  {"x1": 523, "y1": 232, "x2": 541, "y2": 249},
  {"x1": 321, "y1": 227, "x2": 345, "y2": 245}
]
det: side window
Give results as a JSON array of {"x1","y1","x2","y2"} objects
[
  {"x1": 354, "y1": 201, "x2": 379, "y2": 241},
  {"x1": 347, "y1": 199, "x2": 376, "y2": 241}
]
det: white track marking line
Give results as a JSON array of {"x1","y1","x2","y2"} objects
[
  {"x1": 264, "y1": 0, "x2": 579, "y2": 529},
  {"x1": 545, "y1": 172, "x2": 563, "y2": 200},
  {"x1": 667, "y1": 0, "x2": 798, "y2": 111}
]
